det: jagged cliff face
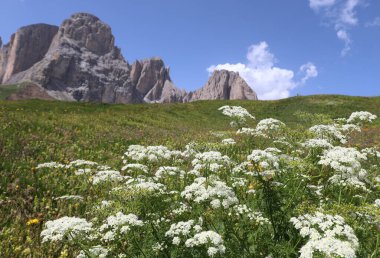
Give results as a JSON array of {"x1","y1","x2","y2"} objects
[
  {"x1": 0, "y1": 13, "x2": 257, "y2": 103},
  {"x1": 0, "y1": 24, "x2": 58, "y2": 84},
  {"x1": 186, "y1": 70, "x2": 257, "y2": 102}
]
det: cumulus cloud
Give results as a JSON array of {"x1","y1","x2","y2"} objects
[
  {"x1": 207, "y1": 42, "x2": 318, "y2": 100},
  {"x1": 309, "y1": 0, "x2": 363, "y2": 56}
]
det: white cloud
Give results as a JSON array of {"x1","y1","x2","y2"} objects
[
  {"x1": 309, "y1": 0, "x2": 363, "y2": 56},
  {"x1": 309, "y1": 0, "x2": 336, "y2": 10},
  {"x1": 365, "y1": 17, "x2": 380, "y2": 27},
  {"x1": 207, "y1": 42, "x2": 318, "y2": 100},
  {"x1": 336, "y1": 29, "x2": 352, "y2": 55},
  {"x1": 300, "y1": 62, "x2": 318, "y2": 84}
]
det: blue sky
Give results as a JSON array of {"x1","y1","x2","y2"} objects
[{"x1": 0, "y1": 0, "x2": 379, "y2": 99}]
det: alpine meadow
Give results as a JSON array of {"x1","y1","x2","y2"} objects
[
  {"x1": 1, "y1": 1, "x2": 380, "y2": 257},
  {"x1": 1, "y1": 96, "x2": 379, "y2": 257}
]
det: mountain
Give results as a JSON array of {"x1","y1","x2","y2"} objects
[
  {"x1": 185, "y1": 70, "x2": 257, "y2": 101},
  {"x1": 0, "y1": 13, "x2": 257, "y2": 102}
]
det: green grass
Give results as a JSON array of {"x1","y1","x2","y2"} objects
[
  {"x1": 1, "y1": 95, "x2": 379, "y2": 166},
  {"x1": 0, "y1": 84, "x2": 26, "y2": 100},
  {"x1": 0, "y1": 95, "x2": 380, "y2": 256}
]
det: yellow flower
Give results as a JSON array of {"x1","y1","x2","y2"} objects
[{"x1": 26, "y1": 218, "x2": 39, "y2": 226}]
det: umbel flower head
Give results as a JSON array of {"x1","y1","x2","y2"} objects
[
  {"x1": 40, "y1": 217, "x2": 92, "y2": 243},
  {"x1": 290, "y1": 212, "x2": 359, "y2": 258}
]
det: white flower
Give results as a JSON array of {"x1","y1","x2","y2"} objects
[
  {"x1": 69, "y1": 159, "x2": 98, "y2": 167},
  {"x1": 302, "y1": 138, "x2": 333, "y2": 149},
  {"x1": 74, "y1": 168, "x2": 92, "y2": 175},
  {"x1": 100, "y1": 212, "x2": 143, "y2": 241},
  {"x1": 255, "y1": 118, "x2": 285, "y2": 135},
  {"x1": 247, "y1": 149, "x2": 279, "y2": 170},
  {"x1": 155, "y1": 166, "x2": 185, "y2": 179},
  {"x1": 290, "y1": 212, "x2": 359, "y2": 258},
  {"x1": 36, "y1": 162, "x2": 66, "y2": 169},
  {"x1": 77, "y1": 246, "x2": 108, "y2": 258},
  {"x1": 92, "y1": 170, "x2": 123, "y2": 185},
  {"x1": 347, "y1": 111, "x2": 377, "y2": 124},
  {"x1": 181, "y1": 177, "x2": 238, "y2": 209},
  {"x1": 236, "y1": 127, "x2": 256, "y2": 135},
  {"x1": 123, "y1": 145, "x2": 182, "y2": 163},
  {"x1": 229, "y1": 204, "x2": 270, "y2": 225},
  {"x1": 41, "y1": 217, "x2": 92, "y2": 243},
  {"x1": 319, "y1": 147, "x2": 368, "y2": 191},
  {"x1": 309, "y1": 124, "x2": 347, "y2": 144},
  {"x1": 374, "y1": 199, "x2": 380, "y2": 207},
  {"x1": 121, "y1": 163, "x2": 148, "y2": 174},
  {"x1": 126, "y1": 178, "x2": 167, "y2": 194},
  {"x1": 222, "y1": 138, "x2": 236, "y2": 145},
  {"x1": 192, "y1": 151, "x2": 231, "y2": 173},
  {"x1": 185, "y1": 230, "x2": 225, "y2": 257},
  {"x1": 218, "y1": 105, "x2": 255, "y2": 122}
]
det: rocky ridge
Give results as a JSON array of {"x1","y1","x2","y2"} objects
[{"x1": 0, "y1": 13, "x2": 257, "y2": 102}]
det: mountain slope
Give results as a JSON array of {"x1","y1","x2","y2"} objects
[{"x1": 0, "y1": 13, "x2": 257, "y2": 103}]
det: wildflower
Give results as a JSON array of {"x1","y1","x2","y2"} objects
[
  {"x1": 229, "y1": 204, "x2": 270, "y2": 225},
  {"x1": 155, "y1": 166, "x2": 185, "y2": 179},
  {"x1": 247, "y1": 149, "x2": 279, "y2": 170},
  {"x1": 347, "y1": 111, "x2": 377, "y2": 124},
  {"x1": 221, "y1": 138, "x2": 236, "y2": 145},
  {"x1": 218, "y1": 105, "x2": 255, "y2": 122},
  {"x1": 36, "y1": 162, "x2": 66, "y2": 169},
  {"x1": 255, "y1": 118, "x2": 285, "y2": 136},
  {"x1": 290, "y1": 212, "x2": 359, "y2": 258},
  {"x1": 77, "y1": 246, "x2": 109, "y2": 258},
  {"x1": 310, "y1": 124, "x2": 346, "y2": 143},
  {"x1": 69, "y1": 160, "x2": 98, "y2": 167},
  {"x1": 92, "y1": 170, "x2": 123, "y2": 185},
  {"x1": 191, "y1": 151, "x2": 231, "y2": 173},
  {"x1": 301, "y1": 138, "x2": 333, "y2": 149},
  {"x1": 185, "y1": 230, "x2": 226, "y2": 257},
  {"x1": 40, "y1": 217, "x2": 92, "y2": 243},
  {"x1": 100, "y1": 212, "x2": 143, "y2": 241},
  {"x1": 123, "y1": 145, "x2": 182, "y2": 163},
  {"x1": 121, "y1": 163, "x2": 148, "y2": 174},
  {"x1": 181, "y1": 177, "x2": 238, "y2": 209},
  {"x1": 27, "y1": 218, "x2": 40, "y2": 226}
]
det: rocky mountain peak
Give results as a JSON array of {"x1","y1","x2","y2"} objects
[
  {"x1": 0, "y1": 23, "x2": 58, "y2": 83},
  {"x1": 59, "y1": 13, "x2": 115, "y2": 55},
  {"x1": 185, "y1": 70, "x2": 258, "y2": 101},
  {"x1": 0, "y1": 13, "x2": 258, "y2": 103}
]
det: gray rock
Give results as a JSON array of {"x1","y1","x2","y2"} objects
[
  {"x1": 0, "y1": 13, "x2": 257, "y2": 103},
  {"x1": 185, "y1": 70, "x2": 258, "y2": 101},
  {"x1": 0, "y1": 24, "x2": 58, "y2": 83}
]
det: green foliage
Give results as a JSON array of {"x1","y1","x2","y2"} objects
[{"x1": 0, "y1": 95, "x2": 380, "y2": 257}]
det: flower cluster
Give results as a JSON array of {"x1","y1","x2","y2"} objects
[
  {"x1": 218, "y1": 105, "x2": 255, "y2": 122},
  {"x1": 41, "y1": 217, "x2": 92, "y2": 243},
  {"x1": 347, "y1": 111, "x2": 377, "y2": 124},
  {"x1": 191, "y1": 151, "x2": 231, "y2": 174},
  {"x1": 100, "y1": 212, "x2": 144, "y2": 241},
  {"x1": 185, "y1": 231, "x2": 226, "y2": 257},
  {"x1": 255, "y1": 118, "x2": 285, "y2": 136},
  {"x1": 290, "y1": 212, "x2": 359, "y2": 258},
  {"x1": 122, "y1": 145, "x2": 182, "y2": 163},
  {"x1": 181, "y1": 177, "x2": 238, "y2": 209}
]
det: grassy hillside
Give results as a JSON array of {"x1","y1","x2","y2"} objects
[
  {"x1": 0, "y1": 95, "x2": 379, "y2": 257},
  {"x1": 1, "y1": 95, "x2": 379, "y2": 163},
  {"x1": 0, "y1": 84, "x2": 25, "y2": 100}
]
